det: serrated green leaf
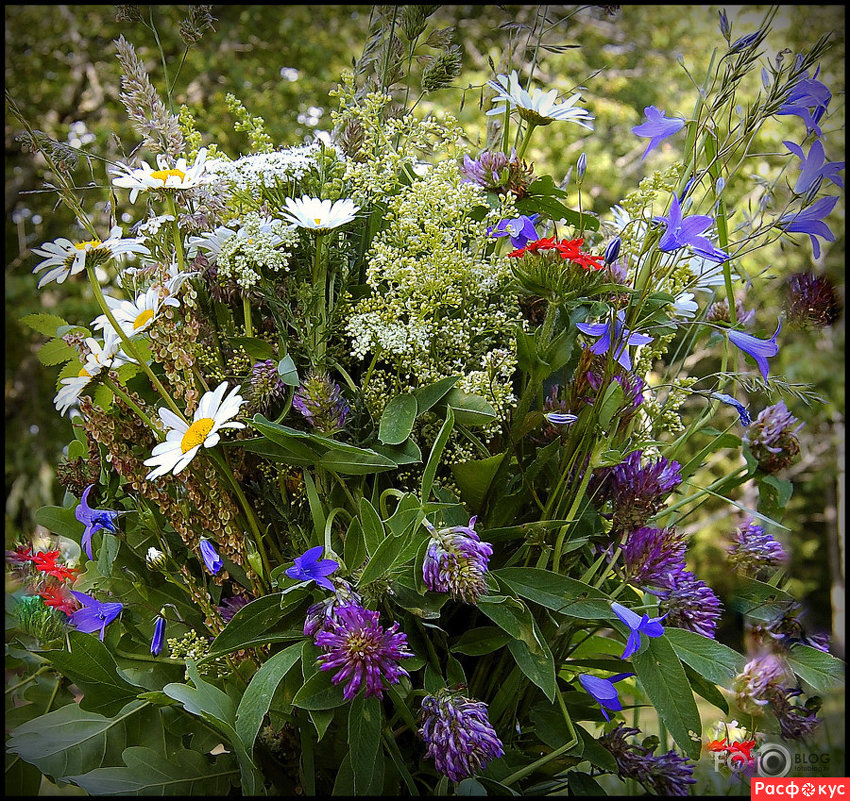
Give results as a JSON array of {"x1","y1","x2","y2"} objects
[
  {"x1": 20, "y1": 312, "x2": 71, "y2": 337},
  {"x1": 378, "y1": 393, "x2": 418, "y2": 445},
  {"x1": 37, "y1": 338, "x2": 77, "y2": 366}
]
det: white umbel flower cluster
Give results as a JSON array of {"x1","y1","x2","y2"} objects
[{"x1": 204, "y1": 144, "x2": 321, "y2": 192}]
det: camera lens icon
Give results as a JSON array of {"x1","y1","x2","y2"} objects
[{"x1": 758, "y1": 743, "x2": 792, "y2": 778}]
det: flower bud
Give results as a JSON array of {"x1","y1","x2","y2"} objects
[
  {"x1": 146, "y1": 547, "x2": 166, "y2": 569},
  {"x1": 576, "y1": 153, "x2": 587, "y2": 182},
  {"x1": 604, "y1": 237, "x2": 621, "y2": 264}
]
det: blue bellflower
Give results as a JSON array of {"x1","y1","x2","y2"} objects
[
  {"x1": 612, "y1": 602, "x2": 667, "y2": 659},
  {"x1": 69, "y1": 591, "x2": 123, "y2": 641},
  {"x1": 75, "y1": 484, "x2": 122, "y2": 560},
  {"x1": 487, "y1": 214, "x2": 540, "y2": 250},
  {"x1": 777, "y1": 195, "x2": 838, "y2": 259},
  {"x1": 632, "y1": 106, "x2": 686, "y2": 160},
  {"x1": 544, "y1": 411, "x2": 579, "y2": 426},
  {"x1": 784, "y1": 140, "x2": 844, "y2": 195},
  {"x1": 654, "y1": 193, "x2": 729, "y2": 263},
  {"x1": 285, "y1": 545, "x2": 339, "y2": 591},
  {"x1": 199, "y1": 538, "x2": 223, "y2": 575},
  {"x1": 151, "y1": 615, "x2": 166, "y2": 656},
  {"x1": 576, "y1": 311, "x2": 653, "y2": 371},
  {"x1": 711, "y1": 392, "x2": 752, "y2": 426},
  {"x1": 776, "y1": 69, "x2": 832, "y2": 137},
  {"x1": 579, "y1": 672, "x2": 635, "y2": 721},
  {"x1": 727, "y1": 321, "x2": 781, "y2": 380}
]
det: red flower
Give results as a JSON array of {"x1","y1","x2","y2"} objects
[
  {"x1": 508, "y1": 236, "x2": 561, "y2": 258},
  {"x1": 31, "y1": 550, "x2": 79, "y2": 583},
  {"x1": 705, "y1": 738, "x2": 729, "y2": 752},
  {"x1": 5, "y1": 544, "x2": 34, "y2": 565},
  {"x1": 555, "y1": 238, "x2": 605, "y2": 270},
  {"x1": 39, "y1": 584, "x2": 80, "y2": 616}
]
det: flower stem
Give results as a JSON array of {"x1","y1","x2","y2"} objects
[
  {"x1": 516, "y1": 121, "x2": 538, "y2": 161},
  {"x1": 242, "y1": 294, "x2": 253, "y2": 338},
  {"x1": 101, "y1": 374, "x2": 162, "y2": 440}
]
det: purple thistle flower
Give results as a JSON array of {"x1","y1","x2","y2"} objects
[
  {"x1": 632, "y1": 106, "x2": 686, "y2": 160},
  {"x1": 777, "y1": 195, "x2": 839, "y2": 259},
  {"x1": 151, "y1": 615, "x2": 166, "y2": 656},
  {"x1": 711, "y1": 392, "x2": 752, "y2": 426},
  {"x1": 419, "y1": 690, "x2": 504, "y2": 782},
  {"x1": 422, "y1": 517, "x2": 493, "y2": 604},
  {"x1": 612, "y1": 602, "x2": 667, "y2": 659},
  {"x1": 586, "y1": 368, "x2": 645, "y2": 414},
  {"x1": 576, "y1": 311, "x2": 653, "y2": 372},
  {"x1": 705, "y1": 297, "x2": 756, "y2": 327},
  {"x1": 218, "y1": 594, "x2": 251, "y2": 623},
  {"x1": 315, "y1": 603, "x2": 413, "y2": 700},
  {"x1": 303, "y1": 579, "x2": 361, "y2": 638},
  {"x1": 199, "y1": 538, "x2": 223, "y2": 575},
  {"x1": 486, "y1": 214, "x2": 540, "y2": 250},
  {"x1": 653, "y1": 193, "x2": 729, "y2": 263},
  {"x1": 733, "y1": 654, "x2": 788, "y2": 716},
  {"x1": 578, "y1": 672, "x2": 634, "y2": 721},
  {"x1": 250, "y1": 359, "x2": 287, "y2": 409},
  {"x1": 727, "y1": 321, "x2": 781, "y2": 380},
  {"x1": 743, "y1": 400, "x2": 804, "y2": 474},
  {"x1": 292, "y1": 372, "x2": 351, "y2": 435},
  {"x1": 68, "y1": 591, "x2": 123, "y2": 641},
  {"x1": 656, "y1": 571, "x2": 722, "y2": 639},
  {"x1": 75, "y1": 485, "x2": 123, "y2": 560},
  {"x1": 591, "y1": 450, "x2": 682, "y2": 532},
  {"x1": 775, "y1": 68, "x2": 832, "y2": 137},
  {"x1": 786, "y1": 272, "x2": 842, "y2": 328},
  {"x1": 770, "y1": 687, "x2": 821, "y2": 741},
  {"x1": 599, "y1": 723, "x2": 697, "y2": 796},
  {"x1": 622, "y1": 526, "x2": 688, "y2": 589},
  {"x1": 284, "y1": 545, "x2": 339, "y2": 591},
  {"x1": 783, "y1": 140, "x2": 844, "y2": 196},
  {"x1": 460, "y1": 149, "x2": 534, "y2": 197},
  {"x1": 728, "y1": 520, "x2": 788, "y2": 576}
]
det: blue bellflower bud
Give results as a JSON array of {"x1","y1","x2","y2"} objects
[
  {"x1": 577, "y1": 152, "x2": 587, "y2": 181},
  {"x1": 604, "y1": 237, "x2": 621, "y2": 264}
]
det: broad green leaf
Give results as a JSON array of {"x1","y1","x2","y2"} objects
[
  {"x1": 378, "y1": 393, "x2": 418, "y2": 445},
  {"x1": 575, "y1": 724, "x2": 617, "y2": 773},
  {"x1": 632, "y1": 636, "x2": 702, "y2": 760},
  {"x1": 358, "y1": 525, "x2": 425, "y2": 586},
  {"x1": 787, "y1": 645, "x2": 845, "y2": 692},
  {"x1": 515, "y1": 193, "x2": 599, "y2": 231},
  {"x1": 235, "y1": 642, "x2": 304, "y2": 752},
  {"x1": 317, "y1": 447, "x2": 396, "y2": 475},
  {"x1": 343, "y1": 516, "x2": 367, "y2": 569},
  {"x1": 348, "y1": 694, "x2": 383, "y2": 795},
  {"x1": 34, "y1": 505, "x2": 85, "y2": 539},
  {"x1": 597, "y1": 382, "x2": 624, "y2": 430},
  {"x1": 451, "y1": 627, "x2": 512, "y2": 656},
  {"x1": 359, "y1": 497, "x2": 385, "y2": 556},
  {"x1": 206, "y1": 592, "x2": 307, "y2": 657},
  {"x1": 20, "y1": 312, "x2": 70, "y2": 337},
  {"x1": 231, "y1": 336, "x2": 276, "y2": 360},
  {"x1": 440, "y1": 387, "x2": 497, "y2": 426},
  {"x1": 37, "y1": 338, "x2": 77, "y2": 366},
  {"x1": 567, "y1": 772, "x2": 607, "y2": 796},
  {"x1": 665, "y1": 628, "x2": 745, "y2": 686},
  {"x1": 372, "y1": 438, "x2": 422, "y2": 466},
  {"x1": 277, "y1": 353, "x2": 299, "y2": 386},
  {"x1": 457, "y1": 777, "x2": 488, "y2": 795},
  {"x1": 495, "y1": 568, "x2": 613, "y2": 619},
  {"x1": 292, "y1": 668, "x2": 347, "y2": 711},
  {"x1": 97, "y1": 532, "x2": 120, "y2": 577},
  {"x1": 732, "y1": 577, "x2": 796, "y2": 622},
  {"x1": 683, "y1": 663, "x2": 729, "y2": 715},
  {"x1": 451, "y1": 452, "x2": 506, "y2": 510},
  {"x1": 421, "y1": 406, "x2": 454, "y2": 501},
  {"x1": 508, "y1": 633, "x2": 556, "y2": 702},
  {"x1": 236, "y1": 437, "x2": 315, "y2": 466},
  {"x1": 69, "y1": 746, "x2": 238, "y2": 795},
  {"x1": 44, "y1": 631, "x2": 143, "y2": 717},
  {"x1": 5, "y1": 753, "x2": 42, "y2": 796},
  {"x1": 414, "y1": 374, "x2": 462, "y2": 414}
]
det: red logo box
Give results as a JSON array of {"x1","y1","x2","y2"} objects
[{"x1": 753, "y1": 778, "x2": 849, "y2": 800}]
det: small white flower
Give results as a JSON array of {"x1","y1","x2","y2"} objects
[
  {"x1": 54, "y1": 376, "x2": 92, "y2": 417},
  {"x1": 186, "y1": 225, "x2": 238, "y2": 263},
  {"x1": 92, "y1": 287, "x2": 180, "y2": 338},
  {"x1": 31, "y1": 226, "x2": 150, "y2": 288},
  {"x1": 671, "y1": 291, "x2": 699, "y2": 319},
  {"x1": 486, "y1": 70, "x2": 594, "y2": 129},
  {"x1": 111, "y1": 148, "x2": 210, "y2": 203},
  {"x1": 686, "y1": 255, "x2": 739, "y2": 293},
  {"x1": 143, "y1": 382, "x2": 246, "y2": 479},
  {"x1": 280, "y1": 196, "x2": 359, "y2": 233}
]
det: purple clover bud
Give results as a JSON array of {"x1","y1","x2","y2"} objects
[
  {"x1": 743, "y1": 400, "x2": 804, "y2": 474},
  {"x1": 622, "y1": 526, "x2": 688, "y2": 589},
  {"x1": 656, "y1": 571, "x2": 722, "y2": 639},
  {"x1": 292, "y1": 372, "x2": 351, "y2": 434},
  {"x1": 250, "y1": 359, "x2": 287, "y2": 409},
  {"x1": 728, "y1": 519, "x2": 788, "y2": 576},
  {"x1": 218, "y1": 594, "x2": 251, "y2": 623},
  {"x1": 419, "y1": 690, "x2": 504, "y2": 782},
  {"x1": 422, "y1": 517, "x2": 493, "y2": 604}
]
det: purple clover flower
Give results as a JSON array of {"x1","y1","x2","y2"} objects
[
  {"x1": 250, "y1": 359, "x2": 287, "y2": 409},
  {"x1": 422, "y1": 517, "x2": 493, "y2": 604},
  {"x1": 743, "y1": 400, "x2": 804, "y2": 474},
  {"x1": 459, "y1": 149, "x2": 534, "y2": 196},
  {"x1": 419, "y1": 690, "x2": 504, "y2": 782},
  {"x1": 631, "y1": 106, "x2": 686, "y2": 160},
  {"x1": 611, "y1": 602, "x2": 667, "y2": 659},
  {"x1": 728, "y1": 519, "x2": 788, "y2": 576},
  {"x1": 786, "y1": 272, "x2": 842, "y2": 328},
  {"x1": 486, "y1": 214, "x2": 540, "y2": 250},
  {"x1": 656, "y1": 571, "x2": 722, "y2": 639},
  {"x1": 727, "y1": 321, "x2": 781, "y2": 380},
  {"x1": 578, "y1": 672, "x2": 634, "y2": 721},
  {"x1": 303, "y1": 579, "x2": 362, "y2": 638},
  {"x1": 576, "y1": 311, "x2": 653, "y2": 372},
  {"x1": 760, "y1": 603, "x2": 831, "y2": 654},
  {"x1": 151, "y1": 616, "x2": 166, "y2": 656},
  {"x1": 68, "y1": 591, "x2": 123, "y2": 641},
  {"x1": 733, "y1": 654, "x2": 788, "y2": 716},
  {"x1": 777, "y1": 195, "x2": 839, "y2": 259},
  {"x1": 654, "y1": 193, "x2": 729, "y2": 263},
  {"x1": 783, "y1": 140, "x2": 844, "y2": 196},
  {"x1": 771, "y1": 687, "x2": 821, "y2": 741},
  {"x1": 315, "y1": 604, "x2": 413, "y2": 700},
  {"x1": 622, "y1": 526, "x2": 688, "y2": 589},
  {"x1": 199, "y1": 538, "x2": 223, "y2": 575},
  {"x1": 284, "y1": 545, "x2": 339, "y2": 591},
  {"x1": 75, "y1": 485, "x2": 122, "y2": 560}
]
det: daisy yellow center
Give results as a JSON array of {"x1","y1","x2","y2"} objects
[
  {"x1": 314, "y1": 218, "x2": 322, "y2": 225},
  {"x1": 74, "y1": 239, "x2": 102, "y2": 250},
  {"x1": 181, "y1": 418, "x2": 215, "y2": 453},
  {"x1": 150, "y1": 168, "x2": 186, "y2": 184},
  {"x1": 133, "y1": 309, "x2": 155, "y2": 330},
  {"x1": 78, "y1": 367, "x2": 91, "y2": 378}
]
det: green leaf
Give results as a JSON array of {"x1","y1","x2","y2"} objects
[
  {"x1": 231, "y1": 336, "x2": 276, "y2": 360},
  {"x1": 37, "y1": 338, "x2": 78, "y2": 366},
  {"x1": 5, "y1": 753, "x2": 42, "y2": 796},
  {"x1": 69, "y1": 746, "x2": 238, "y2": 795},
  {"x1": 495, "y1": 568, "x2": 613, "y2": 619},
  {"x1": 597, "y1": 382, "x2": 624, "y2": 430},
  {"x1": 292, "y1": 668, "x2": 347, "y2": 711},
  {"x1": 440, "y1": 387, "x2": 497, "y2": 426},
  {"x1": 632, "y1": 635, "x2": 702, "y2": 760},
  {"x1": 235, "y1": 641, "x2": 304, "y2": 752},
  {"x1": 378, "y1": 393, "x2": 418, "y2": 445},
  {"x1": 567, "y1": 772, "x2": 607, "y2": 796},
  {"x1": 277, "y1": 353, "x2": 299, "y2": 386},
  {"x1": 683, "y1": 663, "x2": 729, "y2": 715},
  {"x1": 44, "y1": 631, "x2": 143, "y2": 717},
  {"x1": 421, "y1": 406, "x2": 454, "y2": 501},
  {"x1": 732, "y1": 577, "x2": 796, "y2": 622},
  {"x1": 665, "y1": 628, "x2": 745, "y2": 686},
  {"x1": 359, "y1": 497, "x2": 385, "y2": 556},
  {"x1": 678, "y1": 431, "x2": 743, "y2": 481},
  {"x1": 318, "y1": 446, "x2": 396, "y2": 475},
  {"x1": 786, "y1": 645, "x2": 845, "y2": 693},
  {"x1": 372, "y1": 438, "x2": 422, "y2": 466},
  {"x1": 515, "y1": 194, "x2": 599, "y2": 231},
  {"x1": 348, "y1": 694, "x2": 383, "y2": 795},
  {"x1": 451, "y1": 626, "x2": 512, "y2": 656},
  {"x1": 575, "y1": 724, "x2": 617, "y2": 773},
  {"x1": 97, "y1": 532, "x2": 120, "y2": 577},
  {"x1": 20, "y1": 312, "x2": 71, "y2": 337},
  {"x1": 357, "y1": 524, "x2": 427, "y2": 586},
  {"x1": 34, "y1": 505, "x2": 85, "y2": 539},
  {"x1": 207, "y1": 592, "x2": 307, "y2": 657},
  {"x1": 451, "y1": 452, "x2": 506, "y2": 510},
  {"x1": 414, "y1": 374, "x2": 462, "y2": 414}
]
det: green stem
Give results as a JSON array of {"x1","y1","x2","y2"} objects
[
  {"x1": 242, "y1": 294, "x2": 253, "y2": 338},
  {"x1": 5, "y1": 665, "x2": 50, "y2": 695},
  {"x1": 313, "y1": 233, "x2": 327, "y2": 367},
  {"x1": 516, "y1": 120, "x2": 538, "y2": 161},
  {"x1": 101, "y1": 374, "x2": 162, "y2": 438}
]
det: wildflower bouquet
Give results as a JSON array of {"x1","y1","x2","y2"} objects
[{"x1": 6, "y1": 6, "x2": 845, "y2": 796}]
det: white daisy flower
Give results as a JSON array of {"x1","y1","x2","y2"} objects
[
  {"x1": 186, "y1": 224, "x2": 238, "y2": 263},
  {"x1": 111, "y1": 148, "x2": 210, "y2": 204},
  {"x1": 486, "y1": 70, "x2": 594, "y2": 129},
  {"x1": 31, "y1": 226, "x2": 150, "y2": 288},
  {"x1": 143, "y1": 382, "x2": 246, "y2": 479},
  {"x1": 280, "y1": 196, "x2": 359, "y2": 233},
  {"x1": 54, "y1": 376, "x2": 92, "y2": 417},
  {"x1": 92, "y1": 287, "x2": 180, "y2": 338},
  {"x1": 671, "y1": 291, "x2": 699, "y2": 319}
]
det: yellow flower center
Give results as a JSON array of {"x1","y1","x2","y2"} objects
[
  {"x1": 78, "y1": 366, "x2": 91, "y2": 378},
  {"x1": 314, "y1": 218, "x2": 322, "y2": 225},
  {"x1": 74, "y1": 239, "x2": 102, "y2": 250},
  {"x1": 181, "y1": 418, "x2": 215, "y2": 453},
  {"x1": 150, "y1": 168, "x2": 186, "y2": 184},
  {"x1": 133, "y1": 309, "x2": 155, "y2": 330}
]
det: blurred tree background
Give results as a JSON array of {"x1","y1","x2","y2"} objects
[{"x1": 5, "y1": 0, "x2": 844, "y2": 676}]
